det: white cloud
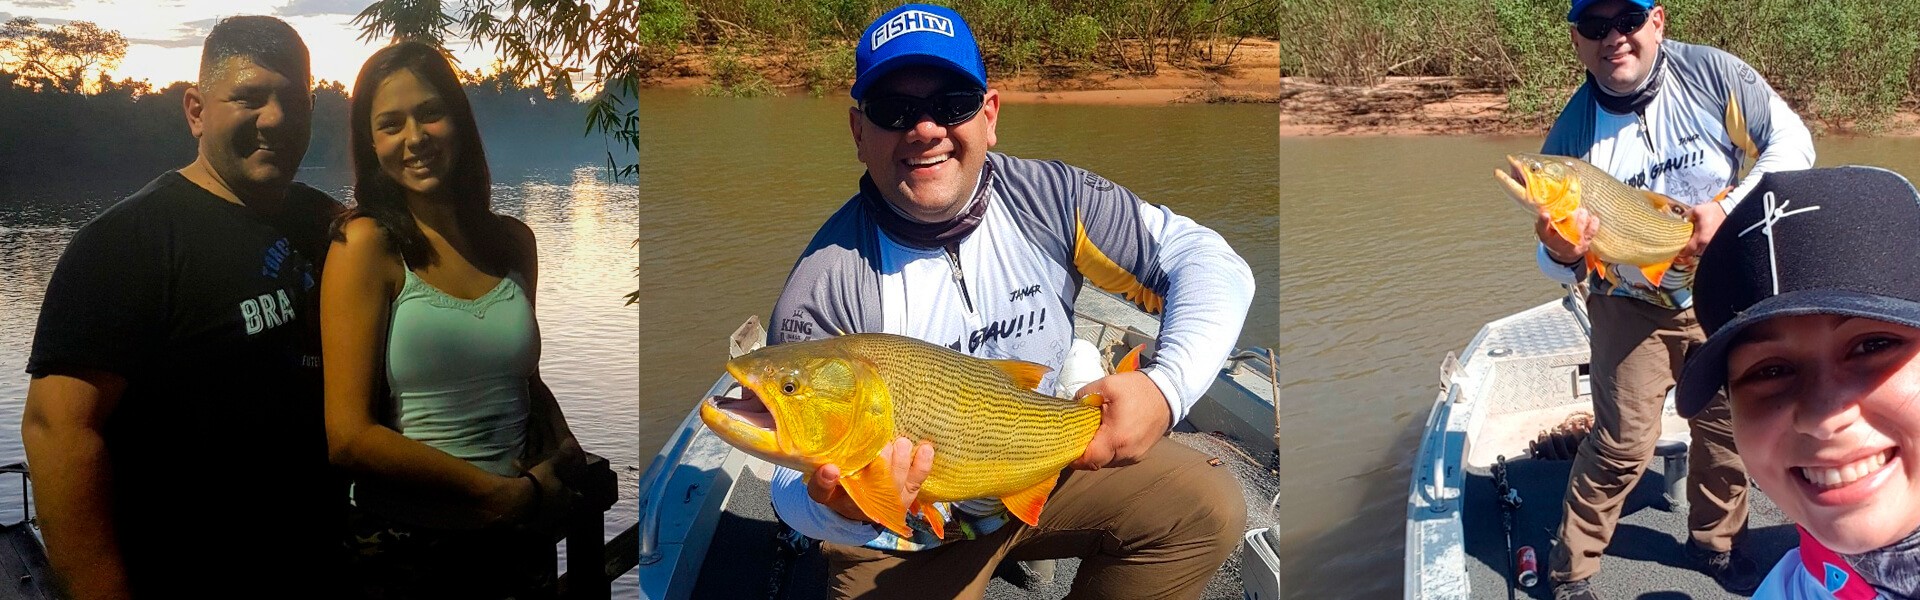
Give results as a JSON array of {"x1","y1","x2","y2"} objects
[
  {"x1": 115, "y1": 42, "x2": 199, "y2": 85},
  {"x1": 274, "y1": 0, "x2": 370, "y2": 17}
]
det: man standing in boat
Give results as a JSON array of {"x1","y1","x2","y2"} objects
[
  {"x1": 20, "y1": 16, "x2": 344, "y2": 598},
  {"x1": 763, "y1": 4, "x2": 1255, "y2": 598},
  {"x1": 1532, "y1": 1, "x2": 1815, "y2": 598}
]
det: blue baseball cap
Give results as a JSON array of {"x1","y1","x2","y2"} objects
[
  {"x1": 851, "y1": 4, "x2": 988, "y2": 100},
  {"x1": 1568, "y1": 0, "x2": 1655, "y2": 22}
]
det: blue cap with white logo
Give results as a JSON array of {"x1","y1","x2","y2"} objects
[
  {"x1": 851, "y1": 4, "x2": 987, "y2": 100},
  {"x1": 1567, "y1": 0, "x2": 1655, "y2": 22}
]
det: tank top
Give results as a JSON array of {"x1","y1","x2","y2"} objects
[{"x1": 383, "y1": 267, "x2": 538, "y2": 476}]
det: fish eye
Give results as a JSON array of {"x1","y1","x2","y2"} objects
[{"x1": 781, "y1": 379, "x2": 797, "y2": 395}]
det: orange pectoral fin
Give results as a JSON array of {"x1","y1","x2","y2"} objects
[
  {"x1": 1584, "y1": 253, "x2": 1616, "y2": 284},
  {"x1": 914, "y1": 501, "x2": 946, "y2": 540},
  {"x1": 988, "y1": 359, "x2": 1053, "y2": 391},
  {"x1": 1115, "y1": 344, "x2": 1146, "y2": 373},
  {"x1": 1639, "y1": 260, "x2": 1674, "y2": 287},
  {"x1": 1001, "y1": 474, "x2": 1062, "y2": 527},
  {"x1": 1079, "y1": 392, "x2": 1108, "y2": 409},
  {"x1": 1552, "y1": 218, "x2": 1585, "y2": 248},
  {"x1": 838, "y1": 456, "x2": 913, "y2": 538}
]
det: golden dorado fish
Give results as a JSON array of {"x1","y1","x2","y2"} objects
[
  {"x1": 700, "y1": 333, "x2": 1141, "y2": 539},
  {"x1": 1495, "y1": 153, "x2": 1696, "y2": 285}
]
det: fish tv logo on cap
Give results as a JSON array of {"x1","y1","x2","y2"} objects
[{"x1": 871, "y1": 9, "x2": 954, "y2": 50}]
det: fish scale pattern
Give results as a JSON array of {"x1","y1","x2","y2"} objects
[{"x1": 848, "y1": 334, "x2": 1102, "y2": 501}]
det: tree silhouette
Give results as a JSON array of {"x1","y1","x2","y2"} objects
[{"x1": 0, "y1": 17, "x2": 129, "y2": 93}]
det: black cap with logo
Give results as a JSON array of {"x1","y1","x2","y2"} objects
[{"x1": 1676, "y1": 166, "x2": 1920, "y2": 417}]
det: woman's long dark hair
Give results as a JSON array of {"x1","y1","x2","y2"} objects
[{"x1": 336, "y1": 40, "x2": 518, "y2": 272}]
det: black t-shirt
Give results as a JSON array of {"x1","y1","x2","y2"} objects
[{"x1": 26, "y1": 171, "x2": 346, "y2": 594}]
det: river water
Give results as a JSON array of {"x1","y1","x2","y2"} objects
[
  {"x1": 637, "y1": 89, "x2": 1280, "y2": 530},
  {"x1": 1278, "y1": 135, "x2": 1920, "y2": 598},
  {"x1": 0, "y1": 164, "x2": 639, "y2": 594}
]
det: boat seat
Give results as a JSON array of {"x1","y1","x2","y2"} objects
[{"x1": 1654, "y1": 437, "x2": 1690, "y2": 511}]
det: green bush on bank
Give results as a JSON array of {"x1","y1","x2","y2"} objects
[
  {"x1": 700, "y1": 44, "x2": 782, "y2": 97},
  {"x1": 1281, "y1": 0, "x2": 1920, "y2": 129}
]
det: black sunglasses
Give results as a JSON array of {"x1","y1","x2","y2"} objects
[
  {"x1": 1575, "y1": 10, "x2": 1650, "y2": 40},
  {"x1": 859, "y1": 90, "x2": 986, "y2": 131}
]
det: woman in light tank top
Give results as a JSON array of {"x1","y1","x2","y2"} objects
[{"x1": 320, "y1": 40, "x2": 586, "y2": 598}]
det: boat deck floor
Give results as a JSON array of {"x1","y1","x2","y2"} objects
[
  {"x1": 1463, "y1": 456, "x2": 1795, "y2": 599},
  {"x1": 692, "y1": 432, "x2": 1274, "y2": 600}
]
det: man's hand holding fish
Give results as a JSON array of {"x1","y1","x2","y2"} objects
[
  {"x1": 1677, "y1": 189, "x2": 1732, "y2": 261},
  {"x1": 1537, "y1": 207, "x2": 1600, "y2": 266},
  {"x1": 807, "y1": 438, "x2": 934, "y2": 523},
  {"x1": 1070, "y1": 370, "x2": 1172, "y2": 471}
]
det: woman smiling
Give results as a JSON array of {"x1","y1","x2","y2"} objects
[
  {"x1": 321, "y1": 40, "x2": 584, "y2": 597},
  {"x1": 1676, "y1": 166, "x2": 1920, "y2": 599}
]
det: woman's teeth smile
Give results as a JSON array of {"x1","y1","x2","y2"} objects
[{"x1": 1799, "y1": 448, "x2": 1897, "y2": 490}]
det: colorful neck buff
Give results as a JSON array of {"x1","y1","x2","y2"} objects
[
  {"x1": 1802, "y1": 526, "x2": 1880, "y2": 599},
  {"x1": 1844, "y1": 526, "x2": 1920, "y2": 600},
  {"x1": 859, "y1": 159, "x2": 995, "y2": 250},
  {"x1": 1591, "y1": 46, "x2": 1668, "y2": 116}
]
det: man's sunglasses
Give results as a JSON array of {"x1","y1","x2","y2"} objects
[
  {"x1": 1575, "y1": 10, "x2": 1650, "y2": 41},
  {"x1": 859, "y1": 90, "x2": 986, "y2": 131}
]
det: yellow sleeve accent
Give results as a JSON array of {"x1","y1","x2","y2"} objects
[
  {"x1": 1725, "y1": 91, "x2": 1758, "y2": 162},
  {"x1": 1072, "y1": 214, "x2": 1165, "y2": 314}
]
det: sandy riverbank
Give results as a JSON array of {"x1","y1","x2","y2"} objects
[{"x1": 649, "y1": 39, "x2": 1279, "y2": 106}]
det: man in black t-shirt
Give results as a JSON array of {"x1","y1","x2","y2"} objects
[{"x1": 21, "y1": 16, "x2": 344, "y2": 598}]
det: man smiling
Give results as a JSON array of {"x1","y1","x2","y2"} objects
[
  {"x1": 763, "y1": 4, "x2": 1255, "y2": 598},
  {"x1": 1527, "y1": 1, "x2": 1815, "y2": 598},
  {"x1": 21, "y1": 16, "x2": 343, "y2": 598}
]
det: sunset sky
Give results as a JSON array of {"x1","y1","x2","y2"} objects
[{"x1": 0, "y1": 0, "x2": 508, "y2": 88}]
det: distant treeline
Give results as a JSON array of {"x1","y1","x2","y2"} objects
[
  {"x1": 0, "y1": 71, "x2": 628, "y2": 183},
  {"x1": 637, "y1": 0, "x2": 1280, "y2": 95},
  {"x1": 1280, "y1": 0, "x2": 1920, "y2": 128}
]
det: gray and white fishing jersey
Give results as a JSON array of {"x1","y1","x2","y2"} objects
[
  {"x1": 1536, "y1": 39, "x2": 1815, "y2": 309},
  {"x1": 765, "y1": 151, "x2": 1254, "y2": 550}
]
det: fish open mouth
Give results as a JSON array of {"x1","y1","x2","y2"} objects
[
  {"x1": 707, "y1": 382, "x2": 777, "y2": 431},
  {"x1": 1496, "y1": 156, "x2": 1533, "y2": 207}
]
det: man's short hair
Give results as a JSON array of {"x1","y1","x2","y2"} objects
[{"x1": 198, "y1": 16, "x2": 310, "y2": 89}]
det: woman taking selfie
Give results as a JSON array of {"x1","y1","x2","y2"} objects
[{"x1": 1678, "y1": 166, "x2": 1920, "y2": 599}]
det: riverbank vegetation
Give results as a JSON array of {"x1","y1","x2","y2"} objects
[
  {"x1": 1280, "y1": 0, "x2": 1920, "y2": 130},
  {"x1": 637, "y1": 0, "x2": 1280, "y2": 97}
]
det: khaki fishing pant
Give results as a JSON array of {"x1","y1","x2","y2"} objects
[
  {"x1": 819, "y1": 440, "x2": 1246, "y2": 600},
  {"x1": 1550, "y1": 294, "x2": 1750, "y2": 583}
]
